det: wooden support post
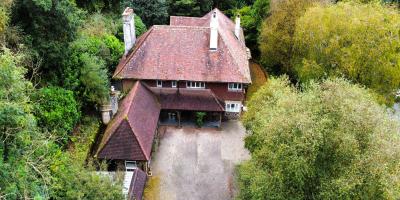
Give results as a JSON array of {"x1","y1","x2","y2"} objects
[
  {"x1": 177, "y1": 111, "x2": 181, "y2": 128},
  {"x1": 219, "y1": 112, "x2": 222, "y2": 129}
]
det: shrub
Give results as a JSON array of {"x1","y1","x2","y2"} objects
[
  {"x1": 32, "y1": 86, "x2": 80, "y2": 143},
  {"x1": 195, "y1": 112, "x2": 206, "y2": 127}
]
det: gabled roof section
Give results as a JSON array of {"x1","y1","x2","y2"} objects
[
  {"x1": 96, "y1": 81, "x2": 161, "y2": 161},
  {"x1": 113, "y1": 9, "x2": 251, "y2": 84}
]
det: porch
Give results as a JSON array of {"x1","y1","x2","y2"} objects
[{"x1": 159, "y1": 110, "x2": 223, "y2": 128}]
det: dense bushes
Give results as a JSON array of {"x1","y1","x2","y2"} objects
[
  {"x1": 32, "y1": 86, "x2": 80, "y2": 143},
  {"x1": 0, "y1": 49, "x2": 124, "y2": 199},
  {"x1": 238, "y1": 77, "x2": 400, "y2": 199}
]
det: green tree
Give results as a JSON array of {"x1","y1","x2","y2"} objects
[
  {"x1": 236, "y1": 0, "x2": 270, "y2": 58},
  {"x1": 238, "y1": 76, "x2": 400, "y2": 199},
  {"x1": 12, "y1": 0, "x2": 83, "y2": 81},
  {"x1": 0, "y1": 48, "x2": 124, "y2": 199},
  {"x1": 122, "y1": 0, "x2": 169, "y2": 26},
  {"x1": 258, "y1": 0, "x2": 323, "y2": 75},
  {"x1": 63, "y1": 51, "x2": 110, "y2": 106},
  {"x1": 168, "y1": 0, "x2": 213, "y2": 16},
  {"x1": 293, "y1": 2, "x2": 400, "y2": 104},
  {"x1": 32, "y1": 86, "x2": 80, "y2": 144}
]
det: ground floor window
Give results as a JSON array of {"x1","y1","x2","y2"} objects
[{"x1": 225, "y1": 101, "x2": 242, "y2": 113}]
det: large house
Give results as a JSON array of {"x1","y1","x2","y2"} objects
[{"x1": 96, "y1": 7, "x2": 251, "y2": 176}]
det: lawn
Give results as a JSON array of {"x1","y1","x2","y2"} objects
[{"x1": 247, "y1": 61, "x2": 268, "y2": 100}]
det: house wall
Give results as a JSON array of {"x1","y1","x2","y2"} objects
[{"x1": 124, "y1": 79, "x2": 246, "y2": 102}]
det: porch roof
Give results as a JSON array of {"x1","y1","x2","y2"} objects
[{"x1": 149, "y1": 87, "x2": 225, "y2": 112}]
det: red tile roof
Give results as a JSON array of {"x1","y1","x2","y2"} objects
[
  {"x1": 170, "y1": 16, "x2": 208, "y2": 27},
  {"x1": 149, "y1": 87, "x2": 225, "y2": 112},
  {"x1": 96, "y1": 81, "x2": 161, "y2": 161},
  {"x1": 128, "y1": 169, "x2": 147, "y2": 200},
  {"x1": 114, "y1": 9, "x2": 251, "y2": 84}
]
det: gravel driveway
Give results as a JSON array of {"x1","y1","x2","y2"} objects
[{"x1": 151, "y1": 121, "x2": 250, "y2": 200}]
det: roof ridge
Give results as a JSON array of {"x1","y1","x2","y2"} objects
[
  {"x1": 113, "y1": 27, "x2": 155, "y2": 78},
  {"x1": 154, "y1": 25, "x2": 209, "y2": 29},
  {"x1": 125, "y1": 82, "x2": 150, "y2": 160}
]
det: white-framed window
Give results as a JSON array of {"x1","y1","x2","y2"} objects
[
  {"x1": 186, "y1": 81, "x2": 205, "y2": 89},
  {"x1": 156, "y1": 80, "x2": 163, "y2": 87},
  {"x1": 228, "y1": 83, "x2": 243, "y2": 91},
  {"x1": 171, "y1": 80, "x2": 177, "y2": 88},
  {"x1": 125, "y1": 161, "x2": 137, "y2": 171},
  {"x1": 225, "y1": 101, "x2": 242, "y2": 113}
]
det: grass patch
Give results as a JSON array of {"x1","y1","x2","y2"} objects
[
  {"x1": 144, "y1": 176, "x2": 161, "y2": 200},
  {"x1": 247, "y1": 61, "x2": 268, "y2": 100}
]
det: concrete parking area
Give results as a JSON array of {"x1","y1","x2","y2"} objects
[{"x1": 150, "y1": 121, "x2": 250, "y2": 200}]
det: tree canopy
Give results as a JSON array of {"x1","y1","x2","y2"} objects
[
  {"x1": 238, "y1": 77, "x2": 400, "y2": 199},
  {"x1": 293, "y1": 2, "x2": 400, "y2": 104}
]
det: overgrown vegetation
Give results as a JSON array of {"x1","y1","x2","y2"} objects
[
  {"x1": 260, "y1": 0, "x2": 400, "y2": 104},
  {"x1": 144, "y1": 176, "x2": 161, "y2": 200},
  {"x1": 246, "y1": 61, "x2": 267, "y2": 99},
  {"x1": 2, "y1": 0, "x2": 400, "y2": 198},
  {"x1": 238, "y1": 77, "x2": 400, "y2": 199}
]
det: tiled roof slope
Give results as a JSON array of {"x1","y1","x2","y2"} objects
[
  {"x1": 170, "y1": 16, "x2": 208, "y2": 27},
  {"x1": 128, "y1": 169, "x2": 147, "y2": 200},
  {"x1": 114, "y1": 9, "x2": 251, "y2": 84},
  {"x1": 96, "y1": 81, "x2": 160, "y2": 161},
  {"x1": 150, "y1": 87, "x2": 225, "y2": 112}
]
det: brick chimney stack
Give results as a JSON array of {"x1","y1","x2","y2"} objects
[
  {"x1": 122, "y1": 7, "x2": 136, "y2": 55},
  {"x1": 209, "y1": 11, "x2": 218, "y2": 50}
]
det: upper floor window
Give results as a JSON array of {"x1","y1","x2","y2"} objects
[
  {"x1": 156, "y1": 80, "x2": 163, "y2": 87},
  {"x1": 186, "y1": 81, "x2": 205, "y2": 89},
  {"x1": 172, "y1": 80, "x2": 177, "y2": 88},
  {"x1": 228, "y1": 83, "x2": 242, "y2": 91}
]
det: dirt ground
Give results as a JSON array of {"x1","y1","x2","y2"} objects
[{"x1": 149, "y1": 121, "x2": 250, "y2": 200}]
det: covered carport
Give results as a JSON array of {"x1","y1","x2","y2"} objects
[{"x1": 151, "y1": 87, "x2": 225, "y2": 128}]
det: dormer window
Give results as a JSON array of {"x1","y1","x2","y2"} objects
[
  {"x1": 156, "y1": 80, "x2": 163, "y2": 87},
  {"x1": 228, "y1": 83, "x2": 242, "y2": 91},
  {"x1": 172, "y1": 80, "x2": 177, "y2": 88},
  {"x1": 186, "y1": 81, "x2": 205, "y2": 89}
]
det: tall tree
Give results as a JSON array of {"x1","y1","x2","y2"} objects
[
  {"x1": 11, "y1": 0, "x2": 83, "y2": 82},
  {"x1": 258, "y1": 0, "x2": 325, "y2": 75},
  {"x1": 168, "y1": 0, "x2": 213, "y2": 16},
  {"x1": 238, "y1": 76, "x2": 400, "y2": 199},
  {"x1": 236, "y1": 0, "x2": 270, "y2": 58},
  {"x1": 293, "y1": 2, "x2": 400, "y2": 104},
  {"x1": 122, "y1": 0, "x2": 169, "y2": 26}
]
